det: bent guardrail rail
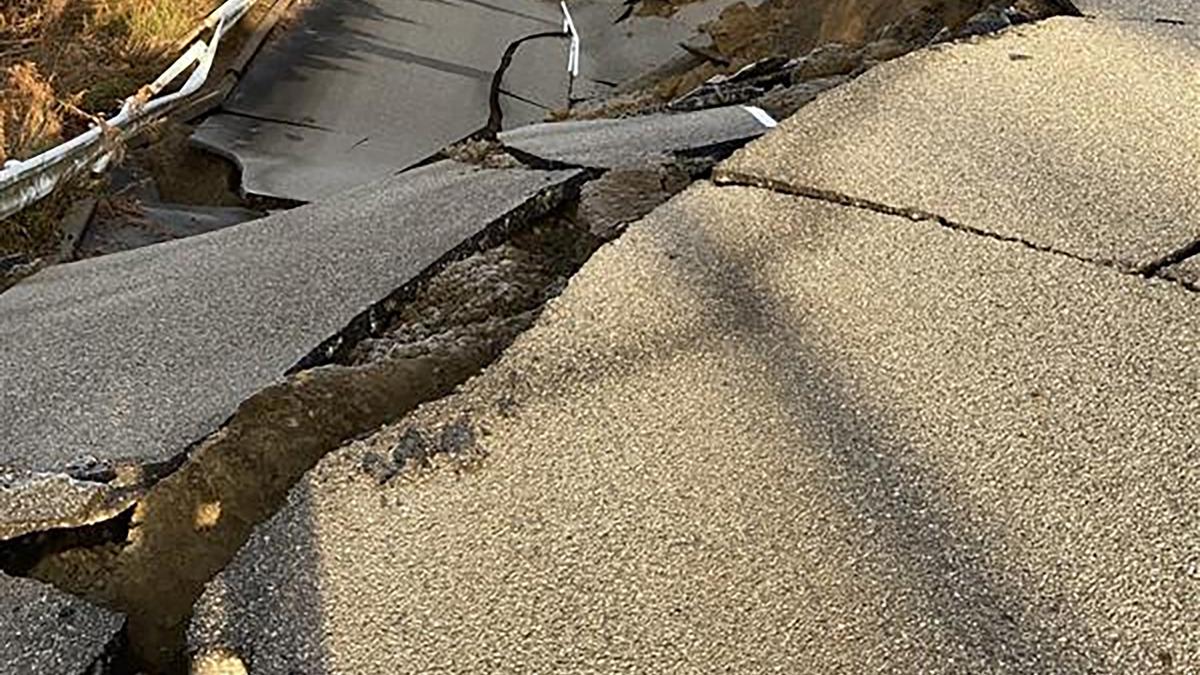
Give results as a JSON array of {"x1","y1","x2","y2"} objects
[
  {"x1": 0, "y1": 0, "x2": 261, "y2": 222},
  {"x1": 1, "y1": 0, "x2": 583, "y2": 223}
]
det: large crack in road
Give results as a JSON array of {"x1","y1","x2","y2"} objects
[
  {"x1": 0, "y1": 1, "x2": 1090, "y2": 672},
  {"x1": 0, "y1": 147, "x2": 722, "y2": 671},
  {"x1": 4, "y1": 195, "x2": 599, "y2": 672}
]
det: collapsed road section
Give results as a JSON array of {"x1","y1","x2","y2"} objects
[
  {"x1": 0, "y1": 160, "x2": 582, "y2": 541},
  {"x1": 184, "y1": 5, "x2": 1197, "y2": 673},
  {"x1": 0, "y1": 103, "x2": 773, "y2": 542},
  {"x1": 0, "y1": 104, "x2": 774, "y2": 671},
  {"x1": 0, "y1": 0, "x2": 1100, "y2": 672},
  {"x1": 187, "y1": 13, "x2": 1199, "y2": 669}
]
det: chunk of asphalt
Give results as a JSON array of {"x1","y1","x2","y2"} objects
[
  {"x1": 192, "y1": 0, "x2": 567, "y2": 202},
  {"x1": 717, "y1": 17, "x2": 1200, "y2": 270},
  {"x1": 0, "y1": 572, "x2": 125, "y2": 674},
  {"x1": 188, "y1": 182, "x2": 1200, "y2": 672},
  {"x1": 500, "y1": 105, "x2": 774, "y2": 169},
  {"x1": 0, "y1": 161, "x2": 583, "y2": 540},
  {"x1": 1162, "y1": 254, "x2": 1200, "y2": 287}
]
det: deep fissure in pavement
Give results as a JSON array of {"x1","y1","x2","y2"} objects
[
  {"x1": 481, "y1": 30, "x2": 572, "y2": 140},
  {"x1": 0, "y1": 154, "x2": 710, "y2": 673},
  {"x1": 0, "y1": 1, "x2": 1108, "y2": 670}
]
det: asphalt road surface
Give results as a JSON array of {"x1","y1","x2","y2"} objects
[
  {"x1": 718, "y1": 17, "x2": 1200, "y2": 271},
  {"x1": 188, "y1": 15, "x2": 1200, "y2": 673},
  {"x1": 0, "y1": 161, "x2": 581, "y2": 539},
  {"x1": 0, "y1": 572, "x2": 123, "y2": 674},
  {"x1": 194, "y1": 0, "x2": 751, "y2": 201}
]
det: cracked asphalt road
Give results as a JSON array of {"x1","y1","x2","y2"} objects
[
  {"x1": 718, "y1": 16, "x2": 1200, "y2": 271},
  {"x1": 193, "y1": 0, "x2": 749, "y2": 201},
  {"x1": 0, "y1": 161, "x2": 581, "y2": 539},
  {"x1": 194, "y1": 0, "x2": 568, "y2": 201},
  {"x1": 191, "y1": 179, "x2": 1199, "y2": 673},
  {"x1": 0, "y1": 572, "x2": 123, "y2": 674},
  {"x1": 187, "y1": 13, "x2": 1200, "y2": 672}
]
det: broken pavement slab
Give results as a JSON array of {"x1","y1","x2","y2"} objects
[
  {"x1": 500, "y1": 105, "x2": 774, "y2": 168},
  {"x1": 0, "y1": 572, "x2": 125, "y2": 674},
  {"x1": 194, "y1": 0, "x2": 568, "y2": 201},
  {"x1": 0, "y1": 161, "x2": 584, "y2": 540},
  {"x1": 189, "y1": 182, "x2": 1199, "y2": 672},
  {"x1": 1163, "y1": 254, "x2": 1200, "y2": 287},
  {"x1": 717, "y1": 16, "x2": 1200, "y2": 271}
]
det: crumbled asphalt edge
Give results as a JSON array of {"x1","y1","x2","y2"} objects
[
  {"x1": 0, "y1": 449, "x2": 186, "y2": 542},
  {"x1": 0, "y1": 511, "x2": 135, "y2": 674},
  {"x1": 292, "y1": 169, "x2": 597, "y2": 372},
  {"x1": 0, "y1": 509, "x2": 135, "y2": 578},
  {"x1": 2, "y1": 148, "x2": 742, "y2": 671}
]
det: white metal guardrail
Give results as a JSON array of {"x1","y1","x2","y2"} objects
[
  {"x1": 0, "y1": 0, "x2": 262, "y2": 222},
  {"x1": 1, "y1": 0, "x2": 582, "y2": 222}
]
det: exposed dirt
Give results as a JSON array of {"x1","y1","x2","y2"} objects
[
  {"x1": 4, "y1": 196, "x2": 610, "y2": 673},
  {"x1": 658, "y1": 0, "x2": 991, "y2": 100},
  {"x1": 126, "y1": 124, "x2": 245, "y2": 207}
]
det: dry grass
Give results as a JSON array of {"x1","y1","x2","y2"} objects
[
  {"x1": 0, "y1": 0, "x2": 223, "y2": 258},
  {"x1": 0, "y1": 0, "x2": 221, "y2": 164}
]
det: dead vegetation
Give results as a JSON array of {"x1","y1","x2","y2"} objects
[
  {"x1": 0, "y1": 0, "x2": 223, "y2": 260},
  {"x1": 0, "y1": 0, "x2": 299, "y2": 264},
  {"x1": 0, "y1": 0, "x2": 220, "y2": 163}
]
